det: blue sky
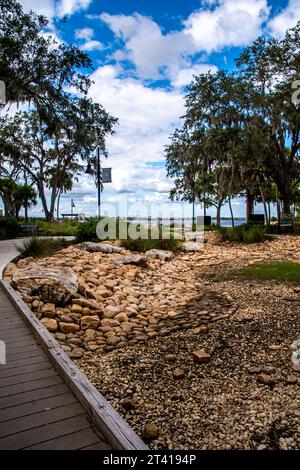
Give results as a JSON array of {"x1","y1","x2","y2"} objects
[{"x1": 9, "y1": 1, "x2": 300, "y2": 218}]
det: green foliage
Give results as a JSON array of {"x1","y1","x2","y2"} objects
[
  {"x1": 35, "y1": 220, "x2": 79, "y2": 236},
  {"x1": 74, "y1": 218, "x2": 182, "y2": 251},
  {"x1": 17, "y1": 237, "x2": 70, "y2": 259},
  {"x1": 0, "y1": 2, "x2": 118, "y2": 222},
  {"x1": 0, "y1": 216, "x2": 19, "y2": 240},
  {"x1": 0, "y1": 178, "x2": 37, "y2": 219},
  {"x1": 121, "y1": 236, "x2": 181, "y2": 253},
  {"x1": 75, "y1": 219, "x2": 100, "y2": 243},
  {"x1": 0, "y1": 0, "x2": 91, "y2": 107},
  {"x1": 217, "y1": 224, "x2": 270, "y2": 244},
  {"x1": 236, "y1": 261, "x2": 300, "y2": 283},
  {"x1": 265, "y1": 224, "x2": 281, "y2": 234},
  {"x1": 165, "y1": 22, "x2": 300, "y2": 217}
]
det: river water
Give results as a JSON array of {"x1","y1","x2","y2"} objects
[{"x1": 130, "y1": 218, "x2": 247, "y2": 228}]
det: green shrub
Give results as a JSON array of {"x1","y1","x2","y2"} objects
[
  {"x1": 17, "y1": 237, "x2": 70, "y2": 258},
  {"x1": 35, "y1": 220, "x2": 79, "y2": 236},
  {"x1": 0, "y1": 216, "x2": 20, "y2": 240},
  {"x1": 74, "y1": 218, "x2": 100, "y2": 243},
  {"x1": 75, "y1": 218, "x2": 182, "y2": 250},
  {"x1": 217, "y1": 224, "x2": 271, "y2": 244},
  {"x1": 265, "y1": 224, "x2": 280, "y2": 234},
  {"x1": 121, "y1": 225, "x2": 182, "y2": 252}
]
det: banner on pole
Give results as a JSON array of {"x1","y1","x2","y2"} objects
[{"x1": 102, "y1": 168, "x2": 112, "y2": 183}]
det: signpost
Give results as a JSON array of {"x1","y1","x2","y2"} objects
[
  {"x1": 85, "y1": 148, "x2": 112, "y2": 217},
  {"x1": 102, "y1": 168, "x2": 112, "y2": 183}
]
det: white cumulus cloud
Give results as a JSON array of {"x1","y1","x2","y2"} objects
[
  {"x1": 84, "y1": 65, "x2": 184, "y2": 204},
  {"x1": 184, "y1": 0, "x2": 270, "y2": 53},
  {"x1": 57, "y1": 0, "x2": 92, "y2": 18},
  {"x1": 268, "y1": 0, "x2": 300, "y2": 39},
  {"x1": 100, "y1": 12, "x2": 197, "y2": 80},
  {"x1": 172, "y1": 64, "x2": 218, "y2": 88},
  {"x1": 75, "y1": 27, "x2": 103, "y2": 50}
]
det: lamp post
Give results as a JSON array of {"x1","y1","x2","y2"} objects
[
  {"x1": 71, "y1": 198, "x2": 75, "y2": 218},
  {"x1": 85, "y1": 147, "x2": 102, "y2": 218}
]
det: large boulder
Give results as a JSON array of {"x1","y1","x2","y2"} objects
[
  {"x1": 79, "y1": 242, "x2": 122, "y2": 253},
  {"x1": 145, "y1": 249, "x2": 174, "y2": 261},
  {"x1": 11, "y1": 263, "x2": 78, "y2": 305}
]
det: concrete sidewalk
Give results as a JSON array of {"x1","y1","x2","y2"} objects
[
  {"x1": 0, "y1": 238, "x2": 25, "y2": 276},
  {"x1": 0, "y1": 237, "x2": 75, "y2": 276}
]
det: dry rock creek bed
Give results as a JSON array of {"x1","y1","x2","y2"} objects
[{"x1": 4, "y1": 234, "x2": 300, "y2": 450}]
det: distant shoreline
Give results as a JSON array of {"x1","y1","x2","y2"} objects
[{"x1": 130, "y1": 217, "x2": 246, "y2": 221}]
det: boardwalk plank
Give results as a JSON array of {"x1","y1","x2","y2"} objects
[
  {"x1": 2, "y1": 351, "x2": 47, "y2": 367},
  {"x1": 0, "y1": 368, "x2": 58, "y2": 388},
  {"x1": 25, "y1": 428, "x2": 102, "y2": 450},
  {"x1": 0, "y1": 402, "x2": 84, "y2": 437},
  {"x1": 0, "y1": 393, "x2": 77, "y2": 423},
  {"x1": 0, "y1": 415, "x2": 91, "y2": 450},
  {"x1": 0, "y1": 375, "x2": 63, "y2": 398},
  {"x1": 0, "y1": 283, "x2": 147, "y2": 450},
  {"x1": 0, "y1": 383, "x2": 70, "y2": 409},
  {"x1": 0, "y1": 360, "x2": 50, "y2": 379}
]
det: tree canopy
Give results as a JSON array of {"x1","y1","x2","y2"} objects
[
  {"x1": 165, "y1": 22, "x2": 300, "y2": 223},
  {"x1": 0, "y1": 1, "x2": 118, "y2": 221}
]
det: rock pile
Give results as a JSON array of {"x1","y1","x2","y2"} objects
[{"x1": 5, "y1": 244, "x2": 237, "y2": 359}]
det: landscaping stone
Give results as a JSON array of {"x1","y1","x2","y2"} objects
[
  {"x1": 182, "y1": 241, "x2": 204, "y2": 252},
  {"x1": 12, "y1": 263, "x2": 78, "y2": 304},
  {"x1": 80, "y1": 315, "x2": 100, "y2": 330},
  {"x1": 80, "y1": 242, "x2": 123, "y2": 253},
  {"x1": 145, "y1": 249, "x2": 174, "y2": 261},
  {"x1": 142, "y1": 423, "x2": 159, "y2": 440},
  {"x1": 114, "y1": 255, "x2": 146, "y2": 266},
  {"x1": 59, "y1": 322, "x2": 80, "y2": 334},
  {"x1": 173, "y1": 367, "x2": 185, "y2": 379},
  {"x1": 257, "y1": 374, "x2": 275, "y2": 385},
  {"x1": 192, "y1": 350, "x2": 211, "y2": 363},
  {"x1": 286, "y1": 375, "x2": 298, "y2": 384},
  {"x1": 40, "y1": 318, "x2": 58, "y2": 332}
]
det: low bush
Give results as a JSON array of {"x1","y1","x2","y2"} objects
[
  {"x1": 121, "y1": 225, "x2": 182, "y2": 252},
  {"x1": 17, "y1": 237, "x2": 70, "y2": 258},
  {"x1": 121, "y1": 236, "x2": 181, "y2": 252},
  {"x1": 74, "y1": 218, "x2": 100, "y2": 243},
  {"x1": 35, "y1": 219, "x2": 79, "y2": 236},
  {"x1": 217, "y1": 224, "x2": 271, "y2": 244},
  {"x1": 0, "y1": 216, "x2": 20, "y2": 240}
]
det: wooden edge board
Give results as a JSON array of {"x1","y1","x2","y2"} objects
[{"x1": 0, "y1": 279, "x2": 148, "y2": 451}]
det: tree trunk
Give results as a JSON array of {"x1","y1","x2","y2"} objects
[
  {"x1": 267, "y1": 202, "x2": 271, "y2": 226},
  {"x1": 259, "y1": 183, "x2": 268, "y2": 226},
  {"x1": 276, "y1": 185, "x2": 281, "y2": 232},
  {"x1": 56, "y1": 190, "x2": 61, "y2": 221},
  {"x1": 24, "y1": 198, "x2": 28, "y2": 223},
  {"x1": 37, "y1": 182, "x2": 51, "y2": 222},
  {"x1": 228, "y1": 197, "x2": 234, "y2": 227},
  {"x1": 49, "y1": 186, "x2": 58, "y2": 222},
  {"x1": 282, "y1": 196, "x2": 291, "y2": 215},
  {"x1": 216, "y1": 201, "x2": 222, "y2": 227},
  {"x1": 24, "y1": 172, "x2": 28, "y2": 223},
  {"x1": 246, "y1": 190, "x2": 254, "y2": 223}
]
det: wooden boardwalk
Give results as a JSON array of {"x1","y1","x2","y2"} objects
[
  {"x1": 0, "y1": 286, "x2": 112, "y2": 450},
  {"x1": 0, "y1": 282, "x2": 147, "y2": 450}
]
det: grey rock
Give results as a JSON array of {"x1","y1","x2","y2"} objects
[
  {"x1": 11, "y1": 263, "x2": 78, "y2": 305},
  {"x1": 114, "y1": 254, "x2": 146, "y2": 266},
  {"x1": 145, "y1": 249, "x2": 174, "y2": 261},
  {"x1": 80, "y1": 242, "x2": 122, "y2": 253},
  {"x1": 182, "y1": 241, "x2": 204, "y2": 252}
]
